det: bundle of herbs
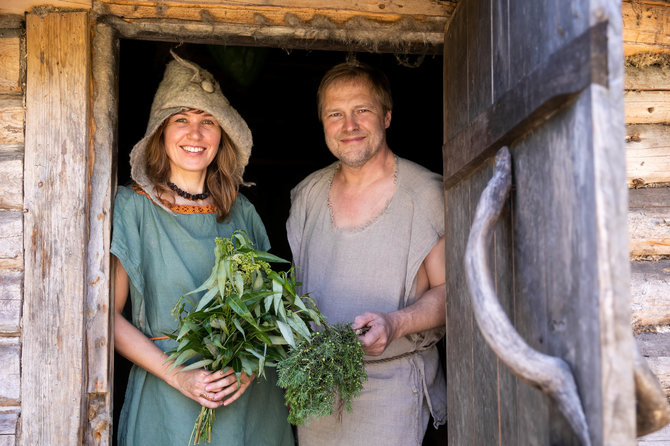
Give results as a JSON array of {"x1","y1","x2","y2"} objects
[
  {"x1": 166, "y1": 230, "x2": 366, "y2": 444},
  {"x1": 276, "y1": 322, "x2": 367, "y2": 426}
]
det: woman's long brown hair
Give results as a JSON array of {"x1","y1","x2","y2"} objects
[{"x1": 144, "y1": 112, "x2": 242, "y2": 222}]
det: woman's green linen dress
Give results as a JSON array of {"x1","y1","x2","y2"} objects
[{"x1": 111, "y1": 185, "x2": 294, "y2": 446}]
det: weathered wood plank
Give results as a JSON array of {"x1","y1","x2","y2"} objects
[
  {"x1": 0, "y1": 337, "x2": 20, "y2": 405},
  {"x1": 0, "y1": 268, "x2": 21, "y2": 335},
  {"x1": 0, "y1": 36, "x2": 21, "y2": 94},
  {"x1": 625, "y1": 64, "x2": 670, "y2": 91},
  {"x1": 84, "y1": 22, "x2": 118, "y2": 446},
  {"x1": 626, "y1": 124, "x2": 670, "y2": 186},
  {"x1": 622, "y1": 1, "x2": 670, "y2": 56},
  {"x1": 1, "y1": 0, "x2": 91, "y2": 15},
  {"x1": 625, "y1": 90, "x2": 670, "y2": 124},
  {"x1": 0, "y1": 152, "x2": 22, "y2": 210},
  {"x1": 0, "y1": 435, "x2": 16, "y2": 446},
  {"x1": 0, "y1": 210, "x2": 22, "y2": 270},
  {"x1": 0, "y1": 97, "x2": 24, "y2": 146},
  {"x1": 628, "y1": 188, "x2": 670, "y2": 257},
  {"x1": 631, "y1": 260, "x2": 670, "y2": 330},
  {"x1": 0, "y1": 407, "x2": 19, "y2": 436},
  {"x1": 443, "y1": 21, "x2": 608, "y2": 188},
  {"x1": 22, "y1": 11, "x2": 90, "y2": 445}
]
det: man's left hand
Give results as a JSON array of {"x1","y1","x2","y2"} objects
[{"x1": 352, "y1": 312, "x2": 398, "y2": 356}]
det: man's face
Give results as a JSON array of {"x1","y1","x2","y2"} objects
[{"x1": 321, "y1": 79, "x2": 391, "y2": 169}]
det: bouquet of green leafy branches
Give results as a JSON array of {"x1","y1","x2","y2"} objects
[{"x1": 167, "y1": 230, "x2": 326, "y2": 444}]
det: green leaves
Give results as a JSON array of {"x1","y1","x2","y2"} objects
[{"x1": 167, "y1": 230, "x2": 325, "y2": 382}]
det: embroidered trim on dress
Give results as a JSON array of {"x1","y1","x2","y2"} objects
[
  {"x1": 131, "y1": 185, "x2": 218, "y2": 215},
  {"x1": 327, "y1": 155, "x2": 399, "y2": 233}
]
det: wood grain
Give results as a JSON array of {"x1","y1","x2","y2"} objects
[
  {"x1": 622, "y1": 1, "x2": 670, "y2": 56},
  {"x1": 628, "y1": 188, "x2": 670, "y2": 257},
  {"x1": 22, "y1": 11, "x2": 90, "y2": 445},
  {"x1": 624, "y1": 90, "x2": 670, "y2": 124},
  {"x1": 0, "y1": 97, "x2": 24, "y2": 146},
  {"x1": 0, "y1": 36, "x2": 21, "y2": 94},
  {"x1": 626, "y1": 124, "x2": 670, "y2": 186}
]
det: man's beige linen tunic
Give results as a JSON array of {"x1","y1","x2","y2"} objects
[{"x1": 287, "y1": 157, "x2": 447, "y2": 446}]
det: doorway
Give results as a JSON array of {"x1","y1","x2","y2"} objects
[{"x1": 114, "y1": 38, "x2": 445, "y2": 444}]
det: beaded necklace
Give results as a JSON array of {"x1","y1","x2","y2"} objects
[{"x1": 167, "y1": 181, "x2": 210, "y2": 201}]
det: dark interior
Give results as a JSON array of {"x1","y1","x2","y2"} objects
[{"x1": 115, "y1": 39, "x2": 445, "y2": 445}]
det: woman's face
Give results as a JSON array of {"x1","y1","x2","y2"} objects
[{"x1": 162, "y1": 109, "x2": 221, "y2": 178}]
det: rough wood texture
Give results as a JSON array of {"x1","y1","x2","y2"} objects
[
  {"x1": 625, "y1": 64, "x2": 670, "y2": 91},
  {"x1": 636, "y1": 333, "x2": 670, "y2": 397},
  {"x1": 22, "y1": 11, "x2": 90, "y2": 445},
  {"x1": 0, "y1": 337, "x2": 20, "y2": 406},
  {"x1": 622, "y1": 1, "x2": 670, "y2": 56},
  {"x1": 84, "y1": 22, "x2": 118, "y2": 446},
  {"x1": 0, "y1": 407, "x2": 19, "y2": 435},
  {"x1": 0, "y1": 210, "x2": 22, "y2": 270},
  {"x1": 0, "y1": 268, "x2": 21, "y2": 335},
  {"x1": 443, "y1": 21, "x2": 608, "y2": 188},
  {"x1": 0, "y1": 97, "x2": 24, "y2": 145},
  {"x1": 628, "y1": 188, "x2": 670, "y2": 257},
  {"x1": 1, "y1": 0, "x2": 91, "y2": 14},
  {"x1": 0, "y1": 152, "x2": 22, "y2": 210},
  {"x1": 624, "y1": 90, "x2": 670, "y2": 124},
  {"x1": 626, "y1": 124, "x2": 670, "y2": 186},
  {"x1": 631, "y1": 260, "x2": 670, "y2": 330},
  {"x1": 0, "y1": 36, "x2": 21, "y2": 94}
]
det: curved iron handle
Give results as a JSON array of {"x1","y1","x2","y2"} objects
[
  {"x1": 464, "y1": 146, "x2": 591, "y2": 446},
  {"x1": 634, "y1": 341, "x2": 670, "y2": 437}
]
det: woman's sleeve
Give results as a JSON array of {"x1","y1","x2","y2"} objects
[{"x1": 110, "y1": 188, "x2": 145, "y2": 295}]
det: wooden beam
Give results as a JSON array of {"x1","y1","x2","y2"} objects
[
  {"x1": 624, "y1": 90, "x2": 670, "y2": 124},
  {"x1": 628, "y1": 187, "x2": 670, "y2": 257},
  {"x1": 622, "y1": 1, "x2": 670, "y2": 56},
  {"x1": 626, "y1": 124, "x2": 670, "y2": 186},
  {"x1": 0, "y1": 152, "x2": 22, "y2": 210},
  {"x1": 22, "y1": 11, "x2": 90, "y2": 445},
  {"x1": 443, "y1": 21, "x2": 608, "y2": 188}
]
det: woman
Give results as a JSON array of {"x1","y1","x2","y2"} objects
[{"x1": 112, "y1": 52, "x2": 294, "y2": 445}]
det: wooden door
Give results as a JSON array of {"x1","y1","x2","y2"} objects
[{"x1": 443, "y1": 1, "x2": 635, "y2": 445}]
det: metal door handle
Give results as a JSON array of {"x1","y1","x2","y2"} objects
[{"x1": 464, "y1": 146, "x2": 591, "y2": 446}]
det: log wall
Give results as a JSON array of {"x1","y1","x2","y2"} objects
[{"x1": 0, "y1": 14, "x2": 23, "y2": 446}]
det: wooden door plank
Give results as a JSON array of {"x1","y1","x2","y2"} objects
[
  {"x1": 445, "y1": 178, "x2": 475, "y2": 446},
  {"x1": 22, "y1": 11, "x2": 90, "y2": 445},
  {"x1": 443, "y1": 0, "x2": 468, "y2": 140},
  {"x1": 466, "y1": 0, "x2": 492, "y2": 121},
  {"x1": 492, "y1": 0, "x2": 511, "y2": 101},
  {"x1": 443, "y1": 21, "x2": 609, "y2": 188}
]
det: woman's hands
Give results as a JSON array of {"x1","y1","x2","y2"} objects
[{"x1": 171, "y1": 368, "x2": 256, "y2": 408}]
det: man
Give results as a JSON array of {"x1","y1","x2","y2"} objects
[{"x1": 286, "y1": 61, "x2": 447, "y2": 445}]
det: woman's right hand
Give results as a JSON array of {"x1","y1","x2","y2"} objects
[{"x1": 170, "y1": 368, "x2": 255, "y2": 408}]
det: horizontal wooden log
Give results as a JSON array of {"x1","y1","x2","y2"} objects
[
  {"x1": 631, "y1": 260, "x2": 670, "y2": 329},
  {"x1": 623, "y1": 1, "x2": 670, "y2": 56},
  {"x1": 625, "y1": 64, "x2": 670, "y2": 91},
  {"x1": 0, "y1": 274, "x2": 21, "y2": 335},
  {"x1": 0, "y1": 337, "x2": 19, "y2": 405},
  {"x1": 0, "y1": 211, "x2": 21, "y2": 269},
  {"x1": 628, "y1": 187, "x2": 670, "y2": 257},
  {"x1": 626, "y1": 124, "x2": 670, "y2": 186},
  {"x1": 624, "y1": 90, "x2": 670, "y2": 124},
  {"x1": 99, "y1": 14, "x2": 445, "y2": 53},
  {"x1": 0, "y1": 97, "x2": 23, "y2": 145},
  {"x1": 96, "y1": 0, "x2": 454, "y2": 22},
  {"x1": 0, "y1": 152, "x2": 22, "y2": 210},
  {"x1": 1, "y1": 0, "x2": 91, "y2": 15},
  {"x1": 0, "y1": 36, "x2": 21, "y2": 94},
  {"x1": 0, "y1": 435, "x2": 16, "y2": 446},
  {"x1": 0, "y1": 407, "x2": 19, "y2": 436}
]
